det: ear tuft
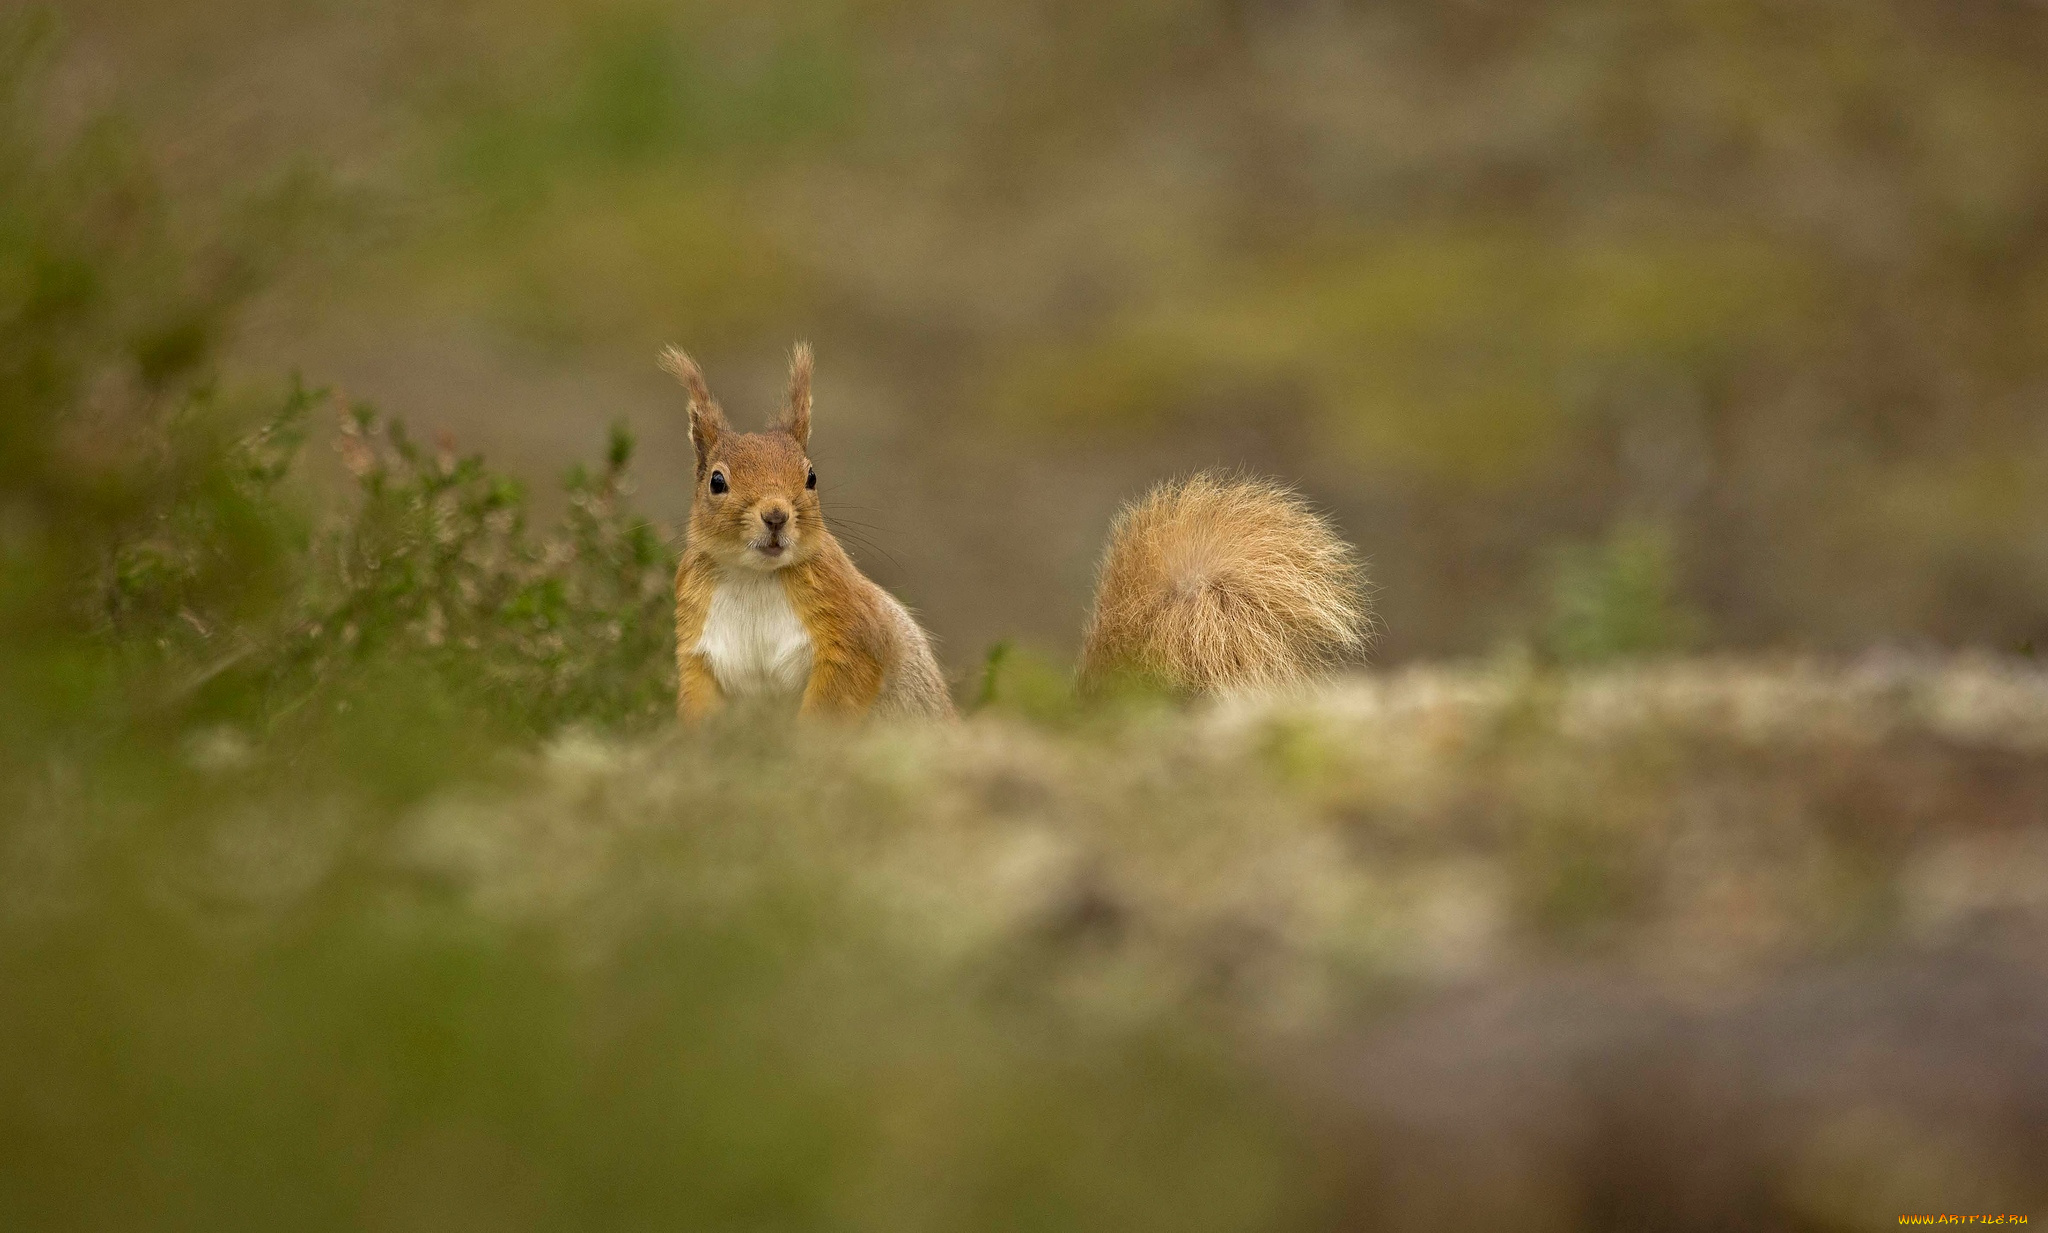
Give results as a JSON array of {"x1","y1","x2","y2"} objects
[
  {"x1": 658, "y1": 345, "x2": 716, "y2": 412},
  {"x1": 659, "y1": 345, "x2": 729, "y2": 475},
  {"x1": 782, "y1": 341, "x2": 813, "y2": 448}
]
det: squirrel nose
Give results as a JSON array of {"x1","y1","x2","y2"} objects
[{"x1": 761, "y1": 507, "x2": 789, "y2": 532}]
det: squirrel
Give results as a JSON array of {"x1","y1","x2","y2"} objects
[{"x1": 662, "y1": 344, "x2": 1371, "y2": 722}]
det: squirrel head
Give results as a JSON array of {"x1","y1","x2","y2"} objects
[{"x1": 661, "y1": 343, "x2": 821, "y2": 572}]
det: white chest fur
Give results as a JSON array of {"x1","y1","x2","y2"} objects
[{"x1": 695, "y1": 574, "x2": 814, "y2": 698}]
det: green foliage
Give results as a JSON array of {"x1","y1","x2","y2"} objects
[
  {"x1": 48, "y1": 371, "x2": 679, "y2": 744},
  {"x1": 266, "y1": 408, "x2": 679, "y2": 736},
  {"x1": 0, "y1": 21, "x2": 677, "y2": 754},
  {"x1": 974, "y1": 638, "x2": 1188, "y2": 727},
  {"x1": 1539, "y1": 521, "x2": 1705, "y2": 664},
  {"x1": 973, "y1": 638, "x2": 1077, "y2": 721},
  {"x1": 101, "y1": 379, "x2": 316, "y2": 651},
  {"x1": 1, "y1": 20, "x2": 247, "y2": 751}
]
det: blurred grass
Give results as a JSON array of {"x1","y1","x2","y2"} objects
[{"x1": 997, "y1": 227, "x2": 1821, "y2": 485}]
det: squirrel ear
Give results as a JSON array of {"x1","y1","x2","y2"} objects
[
  {"x1": 659, "y1": 346, "x2": 729, "y2": 475},
  {"x1": 782, "y1": 341, "x2": 812, "y2": 449}
]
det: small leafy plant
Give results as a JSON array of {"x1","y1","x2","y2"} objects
[
  {"x1": 123, "y1": 389, "x2": 683, "y2": 738},
  {"x1": 1538, "y1": 520, "x2": 1704, "y2": 665}
]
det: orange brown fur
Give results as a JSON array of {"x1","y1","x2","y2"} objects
[
  {"x1": 664, "y1": 344, "x2": 955, "y2": 722},
  {"x1": 671, "y1": 560, "x2": 723, "y2": 722},
  {"x1": 787, "y1": 548, "x2": 891, "y2": 715},
  {"x1": 1078, "y1": 472, "x2": 1372, "y2": 696}
]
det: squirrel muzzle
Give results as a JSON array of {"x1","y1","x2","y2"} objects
[{"x1": 749, "y1": 501, "x2": 796, "y2": 563}]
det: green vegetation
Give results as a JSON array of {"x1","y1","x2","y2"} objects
[{"x1": 1539, "y1": 520, "x2": 1705, "y2": 664}]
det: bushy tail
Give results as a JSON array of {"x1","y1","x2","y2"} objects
[{"x1": 1078, "y1": 473, "x2": 1372, "y2": 696}]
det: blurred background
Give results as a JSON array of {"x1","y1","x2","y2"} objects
[
  {"x1": 42, "y1": 0, "x2": 2048, "y2": 672},
  {"x1": 9, "y1": 4, "x2": 2048, "y2": 1229}
]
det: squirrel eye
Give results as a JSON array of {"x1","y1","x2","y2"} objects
[
  {"x1": 805, "y1": 467, "x2": 817, "y2": 491},
  {"x1": 709, "y1": 470, "x2": 728, "y2": 495}
]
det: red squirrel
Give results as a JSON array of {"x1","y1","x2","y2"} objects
[{"x1": 663, "y1": 344, "x2": 1370, "y2": 721}]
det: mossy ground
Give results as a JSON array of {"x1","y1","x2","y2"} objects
[{"x1": 9, "y1": 657, "x2": 2046, "y2": 1230}]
